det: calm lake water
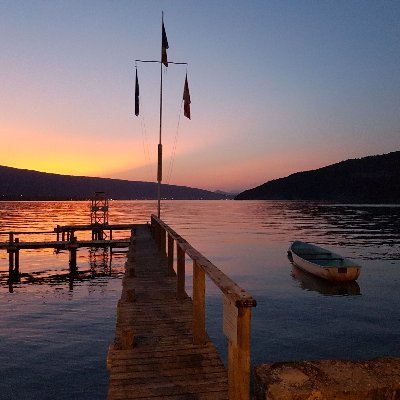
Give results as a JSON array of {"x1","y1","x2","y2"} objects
[{"x1": 0, "y1": 200, "x2": 399, "y2": 399}]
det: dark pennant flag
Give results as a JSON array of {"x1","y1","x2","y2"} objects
[
  {"x1": 162, "y1": 21, "x2": 169, "y2": 67},
  {"x1": 183, "y1": 74, "x2": 191, "y2": 119},
  {"x1": 135, "y1": 68, "x2": 139, "y2": 116}
]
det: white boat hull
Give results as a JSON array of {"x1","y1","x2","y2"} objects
[{"x1": 289, "y1": 241, "x2": 361, "y2": 282}]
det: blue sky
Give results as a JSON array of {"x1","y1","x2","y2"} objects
[{"x1": 1, "y1": 0, "x2": 399, "y2": 192}]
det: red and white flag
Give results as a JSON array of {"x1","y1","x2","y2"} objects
[{"x1": 161, "y1": 21, "x2": 169, "y2": 67}]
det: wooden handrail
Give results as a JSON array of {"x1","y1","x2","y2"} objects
[
  {"x1": 151, "y1": 214, "x2": 256, "y2": 308},
  {"x1": 151, "y1": 214, "x2": 256, "y2": 400}
]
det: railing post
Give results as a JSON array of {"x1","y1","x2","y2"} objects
[
  {"x1": 228, "y1": 306, "x2": 251, "y2": 400},
  {"x1": 176, "y1": 244, "x2": 186, "y2": 300},
  {"x1": 56, "y1": 225, "x2": 60, "y2": 241},
  {"x1": 193, "y1": 260, "x2": 206, "y2": 345},
  {"x1": 167, "y1": 234, "x2": 175, "y2": 276}
]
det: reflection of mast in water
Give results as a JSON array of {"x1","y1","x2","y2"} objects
[{"x1": 291, "y1": 265, "x2": 361, "y2": 296}]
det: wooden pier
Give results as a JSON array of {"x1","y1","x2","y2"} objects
[
  {"x1": 0, "y1": 223, "x2": 135, "y2": 283},
  {"x1": 54, "y1": 223, "x2": 137, "y2": 241},
  {"x1": 107, "y1": 216, "x2": 256, "y2": 400},
  {"x1": 0, "y1": 238, "x2": 130, "y2": 251}
]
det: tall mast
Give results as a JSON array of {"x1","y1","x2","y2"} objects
[
  {"x1": 157, "y1": 12, "x2": 164, "y2": 218},
  {"x1": 135, "y1": 13, "x2": 189, "y2": 219}
]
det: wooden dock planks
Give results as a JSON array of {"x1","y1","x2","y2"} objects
[{"x1": 107, "y1": 224, "x2": 228, "y2": 400}]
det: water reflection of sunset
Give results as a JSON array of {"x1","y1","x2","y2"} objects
[{"x1": 0, "y1": 200, "x2": 399, "y2": 400}]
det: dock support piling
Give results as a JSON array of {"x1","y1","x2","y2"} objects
[
  {"x1": 69, "y1": 248, "x2": 77, "y2": 271},
  {"x1": 8, "y1": 233, "x2": 14, "y2": 282},
  {"x1": 69, "y1": 235, "x2": 78, "y2": 272},
  {"x1": 14, "y1": 238, "x2": 20, "y2": 280},
  {"x1": 8, "y1": 254, "x2": 13, "y2": 281}
]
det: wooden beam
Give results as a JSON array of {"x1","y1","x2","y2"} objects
[
  {"x1": 0, "y1": 239, "x2": 130, "y2": 250},
  {"x1": 228, "y1": 306, "x2": 251, "y2": 400},
  {"x1": 193, "y1": 260, "x2": 206, "y2": 345}
]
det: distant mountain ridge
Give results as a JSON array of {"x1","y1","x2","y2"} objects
[
  {"x1": 235, "y1": 151, "x2": 400, "y2": 203},
  {"x1": 0, "y1": 165, "x2": 227, "y2": 200}
]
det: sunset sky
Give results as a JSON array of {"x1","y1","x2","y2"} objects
[{"x1": 1, "y1": 1, "x2": 399, "y2": 192}]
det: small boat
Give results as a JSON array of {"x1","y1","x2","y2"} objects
[
  {"x1": 287, "y1": 241, "x2": 361, "y2": 282},
  {"x1": 291, "y1": 264, "x2": 361, "y2": 295}
]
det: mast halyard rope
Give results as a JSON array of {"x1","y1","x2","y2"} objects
[{"x1": 166, "y1": 100, "x2": 183, "y2": 185}]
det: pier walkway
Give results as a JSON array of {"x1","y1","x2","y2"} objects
[
  {"x1": 0, "y1": 223, "x2": 136, "y2": 283},
  {"x1": 107, "y1": 217, "x2": 256, "y2": 400}
]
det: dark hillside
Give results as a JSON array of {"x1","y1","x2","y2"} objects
[
  {"x1": 0, "y1": 166, "x2": 226, "y2": 200},
  {"x1": 235, "y1": 151, "x2": 400, "y2": 203}
]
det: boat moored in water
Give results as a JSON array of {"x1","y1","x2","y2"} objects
[
  {"x1": 291, "y1": 264, "x2": 361, "y2": 295},
  {"x1": 288, "y1": 241, "x2": 361, "y2": 282}
]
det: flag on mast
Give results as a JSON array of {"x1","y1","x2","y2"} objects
[
  {"x1": 183, "y1": 74, "x2": 191, "y2": 119},
  {"x1": 135, "y1": 68, "x2": 139, "y2": 116},
  {"x1": 162, "y1": 21, "x2": 169, "y2": 67}
]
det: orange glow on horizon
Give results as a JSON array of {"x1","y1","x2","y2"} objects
[
  {"x1": 0, "y1": 120, "x2": 389, "y2": 193},
  {"x1": 0, "y1": 123, "x2": 146, "y2": 178}
]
